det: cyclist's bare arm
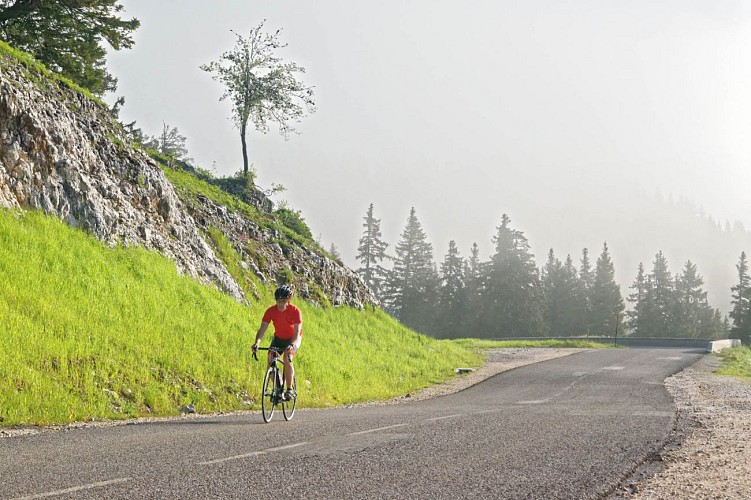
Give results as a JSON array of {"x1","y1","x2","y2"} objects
[
  {"x1": 253, "y1": 322, "x2": 270, "y2": 350},
  {"x1": 288, "y1": 324, "x2": 302, "y2": 352}
]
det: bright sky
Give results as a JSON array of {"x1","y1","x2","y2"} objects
[{"x1": 107, "y1": 1, "x2": 751, "y2": 306}]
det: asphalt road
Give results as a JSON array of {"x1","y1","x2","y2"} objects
[{"x1": 0, "y1": 347, "x2": 705, "y2": 499}]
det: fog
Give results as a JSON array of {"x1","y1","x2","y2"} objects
[{"x1": 107, "y1": 1, "x2": 751, "y2": 311}]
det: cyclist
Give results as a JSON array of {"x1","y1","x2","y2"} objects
[{"x1": 252, "y1": 285, "x2": 302, "y2": 401}]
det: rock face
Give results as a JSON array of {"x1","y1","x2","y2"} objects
[
  {"x1": 0, "y1": 51, "x2": 377, "y2": 308},
  {"x1": 185, "y1": 193, "x2": 377, "y2": 308}
]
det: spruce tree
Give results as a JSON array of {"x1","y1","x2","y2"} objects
[
  {"x1": 542, "y1": 251, "x2": 585, "y2": 337},
  {"x1": 481, "y1": 214, "x2": 546, "y2": 337},
  {"x1": 462, "y1": 242, "x2": 484, "y2": 332},
  {"x1": 383, "y1": 207, "x2": 438, "y2": 332},
  {"x1": 435, "y1": 240, "x2": 466, "y2": 338},
  {"x1": 144, "y1": 123, "x2": 193, "y2": 163},
  {"x1": 589, "y1": 242, "x2": 625, "y2": 336},
  {"x1": 626, "y1": 262, "x2": 646, "y2": 334},
  {"x1": 562, "y1": 254, "x2": 587, "y2": 336},
  {"x1": 579, "y1": 248, "x2": 595, "y2": 333},
  {"x1": 542, "y1": 249, "x2": 563, "y2": 336},
  {"x1": 638, "y1": 251, "x2": 675, "y2": 337},
  {"x1": 0, "y1": 0, "x2": 140, "y2": 95},
  {"x1": 355, "y1": 203, "x2": 390, "y2": 299},
  {"x1": 730, "y1": 252, "x2": 751, "y2": 344},
  {"x1": 673, "y1": 261, "x2": 707, "y2": 338}
]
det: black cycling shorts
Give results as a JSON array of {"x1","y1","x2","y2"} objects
[{"x1": 270, "y1": 336, "x2": 296, "y2": 352}]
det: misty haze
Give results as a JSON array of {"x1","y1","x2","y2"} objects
[
  {"x1": 3, "y1": 2, "x2": 751, "y2": 498},
  {"x1": 105, "y1": 1, "x2": 751, "y2": 323}
]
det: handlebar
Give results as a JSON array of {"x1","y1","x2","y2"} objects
[{"x1": 252, "y1": 346, "x2": 285, "y2": 361}]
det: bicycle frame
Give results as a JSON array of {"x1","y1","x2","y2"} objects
[{"x1": 253, "y1": 346, "x2": 297, "y2": 422}]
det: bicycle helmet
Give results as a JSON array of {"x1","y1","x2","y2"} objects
[{"x1": 274, "y1": 284, "x2": 294, "y2": 300}]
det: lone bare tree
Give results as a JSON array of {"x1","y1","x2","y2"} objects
[{"x1": 200, "y1": 21, "x2": 315, "y2": 178}]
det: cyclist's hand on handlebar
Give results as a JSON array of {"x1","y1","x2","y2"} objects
[{"x1": 252, "y1": 343, "x2": 259, "y2": 360}]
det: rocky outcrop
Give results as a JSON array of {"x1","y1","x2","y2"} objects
[
  {"x1": 0, "y1": 51, "x2": 377, "y2": 309},
  {"x1": 185, "y1": 193, "x2": 378, "y2": 308}
]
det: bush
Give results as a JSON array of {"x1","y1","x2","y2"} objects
[{"x1": 275, "y1": 207, "x2": 313, "y2": 240}]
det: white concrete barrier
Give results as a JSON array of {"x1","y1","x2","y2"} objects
[{"x1": 706, "y1": 339, "x2": 742, "y2": 353}]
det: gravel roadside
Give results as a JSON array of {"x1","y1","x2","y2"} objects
[{"x1": 616, "y1": 353, "x2": 751, "y2": 499}]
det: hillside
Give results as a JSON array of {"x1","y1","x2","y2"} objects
[
  {"x1": 0, "y1": 209, "x2": 480, "y2": 426},
  {"x1": 0, "y1": 41, "x2": 375, "y2": 309},
  {"x1": 0, "y1": 42, "x2": 489, "y2": 426}
]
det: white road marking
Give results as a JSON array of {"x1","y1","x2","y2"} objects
[
  {"x1": 12, "y1": 478, "x2": 131, "y2": 499},
  {"x1": 199, "y1": 441, "x2": 309, "y2": 465},
  {"x1": 426, "y1": 414, "x2": 465, "y2": 421},
  {"x1": 264, "y1": 442, "x2": 309, "y2": 453},
  {"x1": 198, "y1": 451, "x2": 265, "y2": 465},
  {"x1": 517, "y1": 399, "x2": 549, "y2": 405},
  {"x1": 348, "y1": 424, "x2": 408, "y2": 436},
  {"x1": 603, "y1": 366, "x2": 625, "y2": 370}
]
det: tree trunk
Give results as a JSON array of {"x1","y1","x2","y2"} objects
[{"x1": 240, "y1": 121, "x2": 249, "y2": 177}]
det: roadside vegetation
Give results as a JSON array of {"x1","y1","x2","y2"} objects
[
  {"x1": 453, "y1": 339, "x2": 610, "y2": 350},
  {"x1": 716, "y1": 346, "x2": 751, "y2": 379},
  {"x1": 0, "y1": 209, "x2": 482, "y2": 427},
  {"x1": 0, "y1": 40, "x2": 99, "y2": 103}
]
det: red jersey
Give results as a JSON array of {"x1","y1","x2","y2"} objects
[{"x1": 262, "y1": 304, "x2": 303, "y2": 340}]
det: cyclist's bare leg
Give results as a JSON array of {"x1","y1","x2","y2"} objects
[{"x1": 283, "y1": 351, "x2": 295, "y2": 390}]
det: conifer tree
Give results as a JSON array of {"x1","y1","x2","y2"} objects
[
  {"x1": 0, "y1": 0, "x2": 140, "y2": 95},
  {"x1": 328, "y1": 242, "x2": 341, "y2": 261},
  {"x1": 542, "y1": 249, "x2": 564, "y2": 335},
  {"x1": 462, "y1": 242, "x2": 484, "y2": 332},
  {"x1": 542, "y1": 251, "x2": 585, "y2": 336},
  {"x1": 730, "y1": 252, "x2": 751, "y2": 344},
  {"x1": 144, "y1": 123, "x2": 193, "y2": 163},
  {"x1": 355, "y1": 203, "x2": 390, "y2": 299},
  {"x1": 579, "y1": 248, "x2": 595, "y2": 332},
  {"x1": 435, "y1": 240, "x2": 466, "y2": 338},
  {"x1": 562, "y1": 254, "x2": 588, "y2": 335},
  {"x1": 673, "y1": 261, "x2": 707, "y2": 338},
  {"x1": 589, "y1": 242, "x2": 624, "y2": 335},
  {"x1": 636, "y1": 251, "x2": 675, "y2": 337},
  {"x1": 626, "y1": 262, "x2": 647, "y2": 333},
  {"x1": 481, "y1": 214, "x2": 546, "y2": 337},
  {"x1": 383, "y1": 207, "x2": 438, "y2": 332}
]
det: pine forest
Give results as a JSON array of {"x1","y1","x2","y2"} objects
[{"x1": 356, "y1": 205, "x2": 741, "y2": 342}]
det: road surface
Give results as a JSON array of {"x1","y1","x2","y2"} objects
[{"x1": 0, "y1": 347, "x2": 705, "y2": 499}]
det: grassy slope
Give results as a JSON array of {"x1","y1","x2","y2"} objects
[
  {"x1": 0, "y1": 41, "x2": 609, "y2": 428},
  {"x1": 0, "y1": 209, "x2": 481, "y2": 426},
  {"x1": 716, "y1": 346, "x2": 751, "y2": 379}
]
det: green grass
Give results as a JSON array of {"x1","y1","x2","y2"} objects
[
  {"x1": 158, "y1": 162, "x2": 341, "y2": 264},
  {"x1": 0, "y1": 40, "x2": 100, "y2": 104},
  {"x1": 0, "y1": 209, "x2": 483, "y2": 426},
  {"x1": 716, "y1": 346, "x2": 751, "y2": 379}
]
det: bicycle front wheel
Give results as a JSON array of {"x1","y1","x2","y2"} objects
[
  {"x1": 282, "y1": 373, "x2": 297, "y2": 421},
  {"x1": 261, "y1": 367, "x2": 278, "y2": 423}
]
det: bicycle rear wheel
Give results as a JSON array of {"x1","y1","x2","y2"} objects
[
  {"x1": 261, "y1": 367, "x2": 278, "y2": 423},
  {"x1": 282, "y1": 373, "x2": 297, "y2": 421}
]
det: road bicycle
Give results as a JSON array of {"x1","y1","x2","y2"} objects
[{"x1": 253, "y1": 346, "x2": 297, "y2": 423}]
